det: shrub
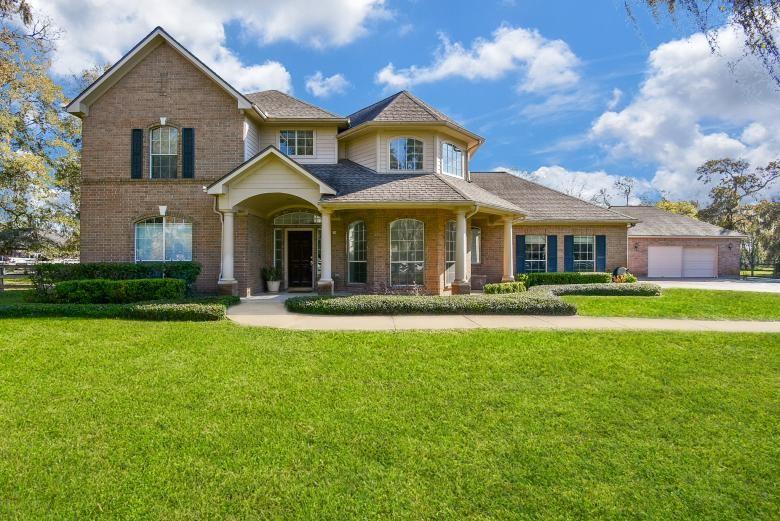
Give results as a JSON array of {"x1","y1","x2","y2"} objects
[
  {"x1": 30, "y1": 262, "x2": 201, "y2": 293},
  {"x1": 261, "y1": 266, "x2": 283, "y2": 281},
  {"x1": 0, "y1": 302, "x2": 227, "y2": 321},
  {"x1": 285, "y1": 293, "x2": 576, "y2": 316},
  {"x1": 49, "y1": 278, "x2": 186, "y2": 304},
  {"x1": 525, "y1": 272, "x2": 612, "y2": 287},
  {"x1": 484, "y1": 281, "x2": 527, "y2": 294},
  {"x1": 529, "y1": 282, "x2": 661, "y2": 297},
  {"x1": 612, "y1": 273, "x2": 638, "y2": 283}
]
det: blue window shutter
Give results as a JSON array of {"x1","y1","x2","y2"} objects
[
  {"x1": 516, "y1": 235, "x2": 526, "y2": 273},
  {"x1": 564, "y1": 235, "x2": 574, "y2": 272},
  {"x1": 596, "y1": 235, "x2": 607, "y2": 272},
  {"x1": 131, "y1": 129, "x2": 143, "y2": 179},
  {"x1": 547, "y1": 235, "x2": 557, "y2": 272},
  {"x1": 182, "y1": 128, "x2": 195, "y2": 178}
]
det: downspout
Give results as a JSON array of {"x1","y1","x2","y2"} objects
[{"x1": 465, "y1": 204, "x2": 480, "y2": 220}]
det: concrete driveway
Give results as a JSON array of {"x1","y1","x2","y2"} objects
[{"x1": 644, "y1": 278, "x2": 780, "y2": 293}]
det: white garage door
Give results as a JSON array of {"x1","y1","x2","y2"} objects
[
  {"x1": 682, "y1": 247, "x2": 716, "y2": 278},
  {"x1": 648, "y1": 246, "x2": 682, "y2": 277}
]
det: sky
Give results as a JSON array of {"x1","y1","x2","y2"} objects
[{"x1": 29, "y1": 0, "x2": 780, "y2": 205}]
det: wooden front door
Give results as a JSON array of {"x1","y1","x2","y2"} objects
[{"x1": 287, "y1": 231, "x2": 313, "y2": 288}]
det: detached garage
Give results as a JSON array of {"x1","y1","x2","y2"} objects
[{"x1": 611, "y1": 206, "x2": 745, "y2": 279}]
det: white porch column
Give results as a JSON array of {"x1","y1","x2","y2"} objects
[
  {"x1": 318, "y1": 208, "x2": 334, "y2": 294},
  {"x1": 455, "y1": 210, "x2": 467, "y2": 282},
  {"x1": 220, "y1": 210, "x2": 236, "y2": 282},
  {"x1": 502, "y1": 216, "x2": 515, "y2": 282}
]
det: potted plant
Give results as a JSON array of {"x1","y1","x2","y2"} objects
[{"x1": 262, "y1": 266, "x2": 282, "y2": 293}]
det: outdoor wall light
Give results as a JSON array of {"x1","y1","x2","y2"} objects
[
  {"x1": 633, "y1": 243, "x2": 639, "y2": 250},
  {"x1": 728, "y1": 243, "x2": 733, "y2": 250},
  {"x1": 159, "y1": 205, "x2": 167, "y2": 217}
]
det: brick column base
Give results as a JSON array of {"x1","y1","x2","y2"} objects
[
  {"x1": 451, "y1": 281, "x2": 471, "y2": 295},
  {"x1": 316, "y1": 280, "x2": 334, "y2": 295},
  {"x1": 217, "y1": 280, "x2": 238, "y2": 296}
]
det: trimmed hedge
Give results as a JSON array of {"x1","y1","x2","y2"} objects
[
  {"x1": 526, "y1": 272, "x2": 612, "y2": 287},
  {"x1": 0, "y1": 302, "x2": 227, "y2": 321},
  {"x1": 484, "y1": 281, "x2": 527, "y2": 294},
  {"x1": 285, "y1": 293, "x2": 576, "y2": 316},
  {"x1": 530, "y1": 282, "x2": 661, "y2": 297},
  {"x1": 30, "y1": 262, "x2": 201, "y2": 291},
  {"x1": 49, "y1": 278, "x2": 186, "y2": 304}
]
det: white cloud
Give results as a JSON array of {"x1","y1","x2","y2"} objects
[
  {"x1": 375, "y1": 25, "x2": 580, "y2": 93},
  {"x1": 305, "y1": 72, "x2": 350, "y2": 97},
  {"x1": 606, "y1": 88, "x2": 623, "y2": 110},
  {"x1": 30, "y1": 0, "x2": 388, "y2": 92},
  {"x1": 591, "y1": 25, "x2": 780, "y2": 201},
  {"x1": 496, "y1": 166, "x2": 655, "y2": 206}
]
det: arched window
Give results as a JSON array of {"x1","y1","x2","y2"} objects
[
  {"x1": 135, "y1": 216, "x2": 192, "y2": 262},
  {"x1": 441, "y1": 142, "x2": 464, "y2": 178},
  {"x1": 273, "y1": 211, "x2": 321, "y2": 225},
  {"x1": 389, "y1": 137, "x2": 423, "y2": 171},
  {"x1": 150, "y1": 126, "x2": 178, "y2": 179},
  {"x1": 445, "y1": 220, "x2": 456, "y2": 285},
  {"x1": 390, "y1": 219, "x2": 424, "y2": 285},
  {"x1": 347, "y1": 221, "x2": 367, "y2": 284}
]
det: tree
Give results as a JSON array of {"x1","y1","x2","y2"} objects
[
  {"x1": 755, "y1": 200, "x2": 780, "y2": 274},
  {"x1": 0, "y1": 1, "x2": 80, "y2": 257},
  {"x1": 656, "y1": 199, "x2": 699, "y2": 218},
  {"x1": 627, "y1": 1, "x2": 780, "y2": 87},
  {"x1": 613, "y1": 176, "x2": 636, "y2": 205},
  {"x1": 696, "y1": 158, "x2": 780, "y2": 229},
  {"x1": 590, "y1": 188, "x2": 613, "y2": 207}
]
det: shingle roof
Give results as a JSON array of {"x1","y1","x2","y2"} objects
[
  {"x1": 470, "y1": 171, "x2": 638, "y2": 222},
  {"x1": 611, "y1": 206, "x2": 746, "y2": 237},
  {"x1": 244, "y1": 90, "x2": 343, "y2": 119},
  {"x1": 347, "y1": 91, "x2": 458, "y2": 127},
  {"x1": 302, "y1": 161, "x2": 521, "y2": 212}
]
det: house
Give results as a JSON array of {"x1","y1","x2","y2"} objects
[
  {"x1": 67, "y1": 27, "x2": 642, "y2": 296},
  {"x1": 612, "y1": 206, "x2": 744, "y2": 278}
]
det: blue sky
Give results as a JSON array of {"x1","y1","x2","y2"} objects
[{"x1": 34, "y1": 0, "x2": 779, "y2": 204}]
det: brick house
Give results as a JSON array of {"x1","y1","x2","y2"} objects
[{"x1": 68, "y1": 27, "x2": 684, "y2": 296}]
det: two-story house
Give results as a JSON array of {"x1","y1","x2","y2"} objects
[{"x1": 67, "y1": 27, "x2": 648, "y2": 296}]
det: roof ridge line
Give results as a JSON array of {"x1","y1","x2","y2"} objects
[
  {"x1": 247, "y1": 90, "x2": 344, "y2": 119},
  {"x1": 401, "y1": 91, "x2": 443, "y2": 121},
  {"x1": 345, "y1": 91, "x2": 404, "y2": 119}
]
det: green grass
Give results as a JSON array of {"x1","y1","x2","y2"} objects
[
  {"x1": 741, "y1": 268, "x2": 777, "y2": 279},
  {"x1": 0, "y1": 319, "x2": 778, "y2": 519},
  {"x1": 564, "y1": 288, "x2": 780, "y2": 320}
]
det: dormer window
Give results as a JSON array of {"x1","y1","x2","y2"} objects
[
  {"x1": 389, "y1": 137, "x2": 423, "y2": 171},
  {"x1": 280, "y1": 130, "x2": 314, "y2": 156},
  {"x1": 150, "y1": 126, "x2": 178, "y2": 179},
  {"x1": 441, "y1": 142, "x2": 464, "y2": 178}
]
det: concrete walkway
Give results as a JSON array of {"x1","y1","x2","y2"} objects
[
  {"x1": 647, "y1": 278, "x2": 780, "y2": 293},
  {"x1": 227, "y1": 298, "x2": 780, "y2": 333}
]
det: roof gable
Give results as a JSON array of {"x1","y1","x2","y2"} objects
[
  {"x1": 347, "y1": 91, "x2": 454, "y2": 127},
  {"x1": 611, "y1": 206, "x2": 746, "y2": 237},
  {"x1": 471, "y1": 172, "x2": 638, "y2": 223},
  {"x1": 66, "y1": 27, "x2": 251, "y2": 116}
]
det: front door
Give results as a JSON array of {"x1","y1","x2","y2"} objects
[{"x1": 288, "y1": 231, "x2": 313, "y2": 288}]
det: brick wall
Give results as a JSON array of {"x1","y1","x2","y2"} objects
[
  {"x1": 79, "y1": 41, "x2": 245, "y2": 293},
  {"x1": 627, "y1": 237, "x2": 741, "y2": 277},
  {"x1": 472, "y1": 222, "x2": 629, "y2": 283}
]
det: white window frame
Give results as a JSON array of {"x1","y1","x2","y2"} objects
[
  {"x1": 279, "y1": 129, "x2": 315, "y2": 157},
  {"x1": 441, "y1": 141, "x2": 464, "y2": 178},
  {"x1": 273, "y1": 228, "x2": 283, "y2": 270},
  {"x1": 445, "y1": 220, "x2": 456, "y2": 286},
  {"x1": 573, "y1": 235, "x2": 596, "y2": 272},
  {"x1": 388, "y1": 137, "x2": 424, "y2": 171},
  {"x1": 525, "y1": 235, "x2": 547, "y2": 273},
  {"x1": 389, "y1": 218, "x2": 425, "y2": 286},
  {"x1": 134, "y1": 216, "x2": 192, "y2": 262},
  {"x1": 149, "y1": 126, "x2": 178, "y2": 179},
  {"x1": 347, "y1": 221, "x2": 368, "y2": 284},
  {"x1": 470, "y1": 227, "x2": 481, "y2": 264}
]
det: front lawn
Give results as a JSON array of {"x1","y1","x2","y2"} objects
[
  {"x1": 564, "y1": 288, "x2": 780, "y2": 321},
  {"x1": 0, "y1": 319, "x2": 777, "y2": 518}
]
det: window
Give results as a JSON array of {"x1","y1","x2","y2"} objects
[
  {"x1": 441, "y1": 142, "x2": 464, "y2": 178},
  {"x1": 150, "y1": 126, "x2": 178, "y2": 179},
  {"x1": 471, "y1": 227, "x2": 481, "y2": 264},
  {"x1": 390, "y1": 219, "x2": 424, "y2": 285},
  {"x1": 347, "y1": 221, "x2": 367, "y2": 284},
  {"x1": 573, "y1": 236, "x2": 595, "y2": 272},
  {"x1": 135, "y1": 216, "x2": 192, "y2": 262},
  {"x1": 525, "y1": 235, "x2": 547, "y2": 273},
  {"x1": 445, "y1": 220, "x2": 456, "y2": 285},
  {"x1": 273, "y1": 211, "x2": 321, "y2": 225},
  {"x1": 389, "y1": 137, "x2": 423, "y2": 170},
  {"x1": 273, "y1": 229, "x2": 283, "y2": 270},
  {"x1": 280, "y1": 130, "x2": 314, "y2": 156}
]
